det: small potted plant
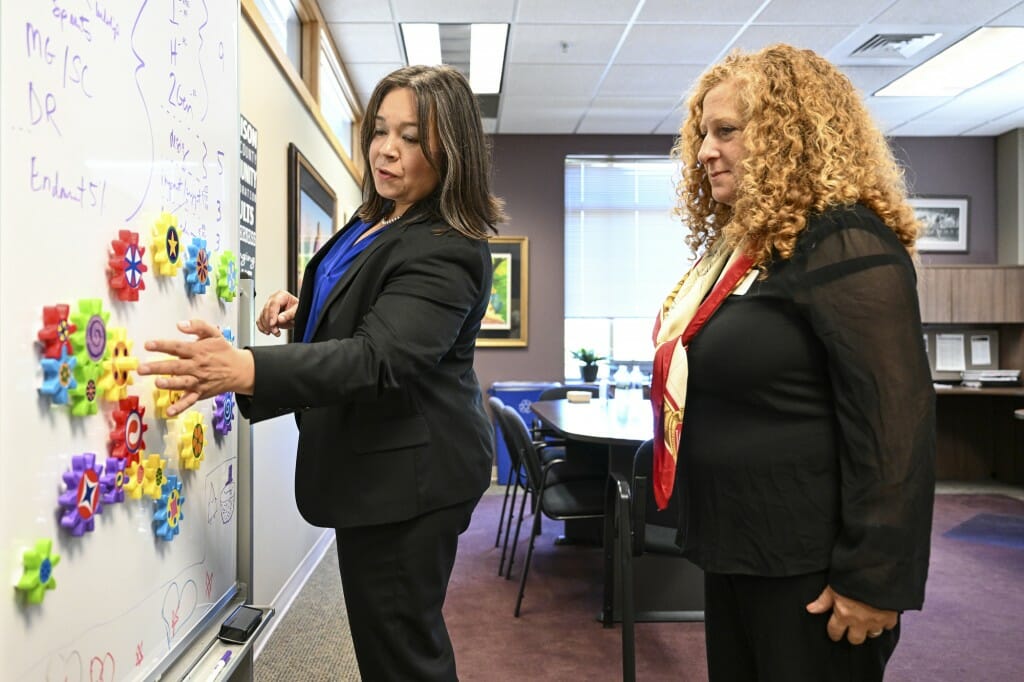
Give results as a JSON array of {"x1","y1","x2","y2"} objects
[{"x1": 571, "y1": 348, "x2": 605, "y2": 383}]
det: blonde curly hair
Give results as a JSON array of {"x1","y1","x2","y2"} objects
[{"x1": 671, "y1": 44, "x2": 921, "y2": 266}]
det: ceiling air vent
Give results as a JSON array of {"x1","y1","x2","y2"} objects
[{"x1": 850, "y1": 33, "x2": 942, "y2": 59}]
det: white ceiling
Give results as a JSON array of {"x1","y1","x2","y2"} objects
[{"x1": 320, "y1": 0, "x2": 1024, "y2": 137}]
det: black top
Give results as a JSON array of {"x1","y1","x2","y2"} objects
[{"x1": 677, "y1": 204, "x2": 936, "y2": 611}]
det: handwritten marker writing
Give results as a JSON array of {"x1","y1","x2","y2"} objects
[{"x1": 206, "y1": 650, "x2": 232, "y2": 681}]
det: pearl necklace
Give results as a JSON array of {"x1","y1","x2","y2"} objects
[{"x1": 380, "y1": 213, "x2": 403, "y2": 226}]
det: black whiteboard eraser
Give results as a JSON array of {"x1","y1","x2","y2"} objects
[{"x1": 218, "y1": 604, "x2": 263, "y2": 643}]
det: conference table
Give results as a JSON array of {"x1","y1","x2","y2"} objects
[{"x1": 529, "y1": 398, "x2": 704, "y2": 625}]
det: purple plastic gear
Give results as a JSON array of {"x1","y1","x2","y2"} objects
[
  {"x1": 213, "y1": 392, "x2": 235, "y2": 436},
  {"x1": 58, "y1": 453, "x2": 104, "y2": 536},
  {"x1": 39, "y1": 346, "x2": 78, "y2": 405},
  {"x1": 100, "y1": 457, "x2": 127, "y2": 504}
]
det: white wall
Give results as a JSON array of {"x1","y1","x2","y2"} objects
[{"x1": 239, "y1": 17, "x2": 362, "y2": 607}]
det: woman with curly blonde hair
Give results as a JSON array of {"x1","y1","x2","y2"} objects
[{"x1": 650, "y1": 44, "x2": 935, "y2": 681}]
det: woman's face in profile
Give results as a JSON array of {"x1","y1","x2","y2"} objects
[
  {"x1": 370, "y1": 87, "x2": 441, "y2": 216},
  {"x1": 697, "y1": 79, "x2": 747, "y2": 207}
]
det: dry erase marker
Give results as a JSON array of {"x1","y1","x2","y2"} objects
[{"x1": 206, "y1": 650, "x2": 232, "y2": 681}]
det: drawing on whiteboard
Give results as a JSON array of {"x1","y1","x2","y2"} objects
[
  {"x1": 161, "y1": 579, "x2": 198, "y2": 646},
  {"x1": 58, "y1": 453, "x2": 104, "y2": 536},
  {"x1": 44, "y1": 650, "x2": 82, "y2": 681},
  {"x1": 89, "y1": 651, "x2": 116, "y2": 681},
  {"x1": 205, "y1": 571, "x2": 215, "y2": 600}
]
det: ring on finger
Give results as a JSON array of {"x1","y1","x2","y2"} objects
[{"x1": 868, "y1": 629, "x2": 883, "y2": 638}]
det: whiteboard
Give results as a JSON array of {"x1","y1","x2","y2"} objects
[{"x1": 0, "y1": 1, "x2": 240, "y2": 680}]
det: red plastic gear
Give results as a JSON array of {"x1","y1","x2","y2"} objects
[
  {"x1": 110, "y1": 396, "x2": 148, "y2": 467},
  {"x1": 108, "y1": 230, "x2": 148, "y2": 302},
  {"x1": 37, "y1": 304, "x2": 77, "y2": 359}
]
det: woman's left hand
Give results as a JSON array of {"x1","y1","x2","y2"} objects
[
  {"x1": 138, "y1": 319, "x2": 255, "y2": 417},
  {"x1": 806, "y1": 585, "x2": 897, "y2": 645}
]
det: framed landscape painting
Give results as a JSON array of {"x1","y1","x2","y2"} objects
[{"x1": 478, "y1": 236, "x2": 528, "y2": 347}]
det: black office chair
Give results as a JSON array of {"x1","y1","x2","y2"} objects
[
  {"x1": 488, "y1": 396, "x2": 520, "y2": 565},
  {"x1": 610, "y1": 438, "x2": 687, "y2": 682},
  {"x1": 499, "y1": 404, "x2": 607, "y2": 617}
]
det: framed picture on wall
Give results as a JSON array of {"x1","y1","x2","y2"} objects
[
  {"x1": 910, "y1": 196, "x2": 969, "y2": 253},
  {"x1": 287, "y1": 143, "x2": 337, "y2": 294},
  {"x1": 478, "y1": 236, "x2": 528, "y2": 347}
]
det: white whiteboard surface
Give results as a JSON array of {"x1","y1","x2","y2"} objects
[{"x1": 0, "y1": 1, "x2": 240, "y2": 680}]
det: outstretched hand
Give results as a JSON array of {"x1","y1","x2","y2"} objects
[
  {"x1": 138, "y1": 319, "x2": 255, "y2": 417},
  {"x1": 806, "y1": 585, "x2": 897, "y2": 645},
  {"x1": 257, "y1": 290, "x2": 299, "y2": 337}
]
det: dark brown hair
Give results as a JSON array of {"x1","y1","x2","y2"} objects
[{"x1": 358, "y1": 65, "x2": 505, "y2": 239}]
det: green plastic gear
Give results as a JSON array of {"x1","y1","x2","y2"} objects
[
  {"x1": 16, "y1": 539, "x2": 60, "y2": 605},
  {"x1": 215, "y1": 250, "x2": 238, "y2": 302},
  {"x1": 68, "y1": 359, "x2": 105, "y2": 416},
  {"x1": 69, "y1": 299, "x2": 112, "y2": 365}
]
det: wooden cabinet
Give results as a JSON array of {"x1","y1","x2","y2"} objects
[{"x1": 917, "y1": 265, "x2": 1024, "y2": 323}]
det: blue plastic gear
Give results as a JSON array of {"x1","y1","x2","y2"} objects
[
  {"x1": 183, "y1": 237, "x2": 211, "y2": 296},
  {"x1": 153, "y1": 475, "x2": 185, "y2": 541},
  {"x1": 39, "y1": 347, "x2": 78, "y2": 405},
  {"x1": 221, "y1": 327, "x2": 236, "y2": 345}
]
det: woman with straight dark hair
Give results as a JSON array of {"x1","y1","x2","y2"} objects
[{"x1": 140, "y1": 64, "x2": 505, "y2": 680}]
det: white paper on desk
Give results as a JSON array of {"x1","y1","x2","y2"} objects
[
  {"x1": 970, "y1": 335, "x2": 991, "y2": 366},
  {"x1": 935, "y1": 333, "x2": 965, "y2": 371}
]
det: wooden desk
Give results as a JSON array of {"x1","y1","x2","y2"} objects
[
  {"x1": 530, "y1": 399, "x2": 704, "y2": 625},
  {"x1": 932, "y1": 386, "x2": 1024, "y2": 483}
]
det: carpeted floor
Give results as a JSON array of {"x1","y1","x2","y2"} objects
[{"x1": 255, "y1": 490, "x2": 1024, "y2": 681}]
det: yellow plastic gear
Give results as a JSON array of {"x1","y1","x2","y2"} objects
[
  {"x1": 178, "y1": 411, "x2": 207, "y2": 470},
  {"x1": 151, "y1": 212, "x2": 184, "y2": 277},
  {"x1": 153, "y1": 384, "x2": 184, "y2": 419},
  {"x1": 96, "y1": 328, "x2": 138, "y2": 402},
  {"x1": 122, "y1": 453, "x2": 167, "y2": 500}
]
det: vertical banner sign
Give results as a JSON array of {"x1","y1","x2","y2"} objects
[{"x1": 239, "y1": 115, "x2": 258, "y2": 278}]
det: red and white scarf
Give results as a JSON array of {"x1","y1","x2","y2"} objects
[{"x1": 650, "y1": 242, "x2": 754, "y2": 510}]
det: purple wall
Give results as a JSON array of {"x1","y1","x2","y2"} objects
[{"x1": 475, "y1": 134, "x2": 999, "y2": 391}]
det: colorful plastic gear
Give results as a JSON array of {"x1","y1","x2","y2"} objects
[
  {"x1": 110, "y1": 396, "x2": 148, "y2": 466},
  {"x1": 221, "y1": 327, "x2": 235, "y2": 345},
  {"x1": 153, "y1": 384, "x2": 184, "y2": 420},
  {"x1": 69, "y1": 299, "x2": 111, "y2": 364},
  {"x1": 151, "y1": 212, "x2": 184, "y2": 277},
  {"x1": 153, "y1": 475, "x2": 185, "y2": 541},
  {"x1": 183, "y1": 237, "x2": 211, "y2": 296},
  {"x1": 96, "y1": 327, "x2": 138, "y2": 402},
  {"x1": 16, "y1": 539, "x2": 60, "y2": 605},
  {"x1": 215, "y1": 250, "x2": 238, "y2": 302},
  {"x1": 108, "y1": 229, "x2": 148, "y2": 301},
  {"x1": 67, "y1": 359, "x2": 104, "y2": 417},
  {"x1": 57, "y1": 453, "x2": 104, "y2": 536},
  {"x1": 123, "y1": 453, "x2": 167, "y2": 500},
  {"x1": 38, "y1": 304, "x2": 77, "y2": 359},
  {"x1": 39, "y1": 346, "x2": 77, "y2": 405},
  {"x1": 178, "y1": 411, "x2": 208, "y2": 470},
  {"x1": 100, "y1": 457, "x2": 127, "y2": 504},
  {"x1": 213, "y1": 392, "x2": 236, "y2": 436}
]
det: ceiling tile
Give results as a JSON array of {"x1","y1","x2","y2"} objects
[
  {"x1": 730, "y1": 25, "x2": 857, "y2": 57},
  {"x1": 391, "y1": 0, "x2": 515, "y2": 23},
  {"x1": 507, "y1": 24, "x2": 625, "y2": 64},
  {"x1": 864, "y1": 97, "x2": 948, "y2": 132},
  {"x1": 871, "y1": 0, "x2": 1022, "y2": 25},
  {"x1": 502, "y1": 64, "x2": 606, "y2": 97},
  {"x1": 617, "y1": 24, "x2": 739, "y2": 63},
  {"x1": 318, "y1": 1, "x2": 392, "y2": 22},
  {"x1": 638, "y1": 0, "x2": 766, "y2": 23},
  {"x1": 328, "y1": 23, "x2": 404, "y2": 64},
  {"x1": 577, "y1": 97, "x2": 681, "y2": 134},
  {"x1": 598, "y1": 64, "x2": 705, "y2": 98},
  {"x1": 516, "y1": 0, "x2": 640, "y2": 23},
  {"x1": 343, "y1": 62, "x2": 406, "y2": 99},
  {"x1": 840, "y1": 65, "x2": 912, "y2": 96},
  {"x1": 965, "y1": 108, "x2": 1024, "y2": 135},
  {"x1": 754, "y1": 0, "x2": 892, "y2": 25},
  {"x1": 498, "y1": 96, "x2": 589, "y2": 133},
  {"x1": 991, "y1": 2, "x2": 1024, "y2": 24}
]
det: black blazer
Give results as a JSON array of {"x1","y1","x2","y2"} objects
[{"x1": 238, "y1": 211, "x2": 494, "y2": 528}]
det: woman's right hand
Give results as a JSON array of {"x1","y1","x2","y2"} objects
[{"x1": 257, "y1": 290, "x2": 299, "y2": 336}]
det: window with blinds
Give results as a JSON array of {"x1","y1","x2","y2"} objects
[{"x1": 563, "y1": 156, "x2": 694, "y2": 379}]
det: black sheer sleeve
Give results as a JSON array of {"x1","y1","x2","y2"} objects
[{"x1": 785, "y1": 205, "x2": 936, "y2": 611}]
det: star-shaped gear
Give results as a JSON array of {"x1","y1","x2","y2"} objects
[
  {"x1": 153, "y1": 475, "x2": 185, "y2": 541},
  {"x1": 108, "y1": 229, "x2": 148, "y2": 301},
  {"x1": 16, "y1": 539, "x2": 61, "y2": 605},
  {"x1": 96, "y1": 328, "x2": 138, "y2": 402},
  {"x1": 123, "y1": 453, "x2": 166, "y2": 500},
  {"x1": 57, "y1": 453, "x2": 104, "y2": 536},
  {"x1": 100, "y1": 457, "x2": 127, "y2": 504},
  {"x1": 69, "y1": 299, "x2": 111, "y2": 364},
  {"x1": 213, "y1": 392, "x2": 235, "y2": 436},
  {"x1": 178, "y1": 411, "x2": 208, "y2": 470},
  {"x1": 215, "y1": 250, "x2": 238, "y2": 302},
  {"x1": 183, "y1": 237, "x2": 211, "y2": 296},
  {"x1": 39, "y1": 346, "x2": 77, "y2": 405},
  {"x1": 151, "y1": 212, "x2": 184, "y2": 277},
  {"x1": 110, "y1": 396, "x2": 148, "y2": 466},
  {"x1": 38, "y1": 304, "x2": 77, "y2": 359}
]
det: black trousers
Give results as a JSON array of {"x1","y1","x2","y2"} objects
[
  {"x1": 335, "y1": 497, "x2": 478, "y2": 681},
  {"x1": 704, "y1": 571, "x2": 900, "y2": 682}
]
